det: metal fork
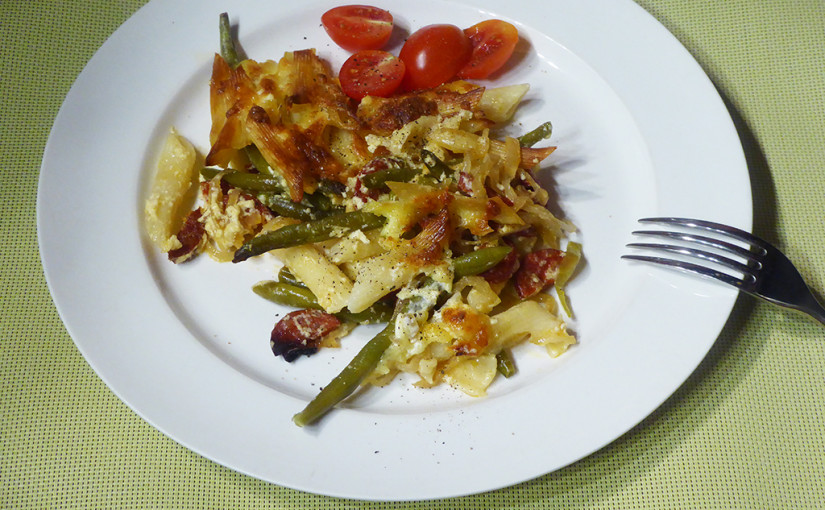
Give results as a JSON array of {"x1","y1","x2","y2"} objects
[{"x1": 622, "y1": 217, "x2": 825, "y2": 326}]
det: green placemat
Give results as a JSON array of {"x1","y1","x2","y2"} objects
[{"x1": 2, "y1": 1, "x2": 823, "y2": 508}]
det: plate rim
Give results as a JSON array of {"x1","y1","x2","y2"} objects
[{"x1": 37, "y1": 0, "x2": 751, "y2": 500}]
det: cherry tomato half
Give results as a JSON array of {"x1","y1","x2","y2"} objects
[
  {"x1": 458, "y1": 20, "x2": 519, "y2": 80},
  {"x1": 399, "y1": 24, "x2": 472, "y2": 91},
  {"x1": 321, "y1": 5, "x2": 394, "y2": 51},
  {"x1": 339, "y1": 50, "x2": 406, "y2": 101}
]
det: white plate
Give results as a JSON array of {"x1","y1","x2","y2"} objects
[{"x1": 38, "y1": 0, "x2": 750, "y2": 501}]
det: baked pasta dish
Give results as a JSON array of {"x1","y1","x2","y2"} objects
[{"x1": 144, "y1": 11, "x2": 581, "y2": 426}]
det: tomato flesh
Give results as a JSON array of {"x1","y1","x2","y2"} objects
[
  {"x1": 321, "y1": 5, "x2": 394, "y2": 51},
  {"x1": 339, "y1": 50, "x2": 405, "y2": 101},
  {"x1": 458, "y1": 20, "x2": 519, "y2": 79},
  {"x1": 399, "y1": 24, "x2": 472, "y2": 91}
]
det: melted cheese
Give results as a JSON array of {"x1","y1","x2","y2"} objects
[{"x1": 365, "y1": 110, "x2": 472, "y2": 162}]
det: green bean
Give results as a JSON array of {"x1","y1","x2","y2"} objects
[
  {"x1": 201, "y1": 167, "x2": 285, "y2": 193},
  {"x1": 555, "y1": 241, "x2": 581, "y2": 318},
  {"x1": 293, "y1": 278, "x2": 440, "y2": 427},
  {"x1": 257, "y1": 193, "x2": 323, "y2": 221},
  {"x1": 245, "y1": 145, "x2": 275, "y2": 177},
  {"x1": 218, "y1": 14, "x2": 276, "y2": 177},
  {"x1": 316, "y1": 179, "x2": 347, "y2": 196},
  {"x1": 253, "y1": 281, "x2": 318, "y2": 309},
  {"x1": 260, "y1": 189, "x2": 342, "y2": 221},
  {"x1": 200, "y1": 167, "x2": 220, "y2": 180},
  {"x1": 277, "y1": 267, "x2": 305, "y2": 288},
  {"x1": 342, "y1": 301, "x2": 394, "y2": 324},
  {"x1": 360, "y1": 160, "x2": 420, "y2": 189},
  {"x1": 517, "y1": 121, "x2": 553, "y2": 147},
  {"x1": 420, "y1": 150, "x2": 453, "y2": 180},
  {"x1": 233, "y1": 211, "x2": 386, "y2": 263},
  {"x1": 293, "y1": 322, "x2": 393, "y2": 427},
  {"x1": 496, "y1": 349, "x2": 516, "y2": 378},
  {"x1": 304, "y1": 191, "x2": 339, "y2": 215},
  {"x1": 219, "y1": 13, "x2": 241, "y2": 68},
  {"x1": 254, "y1": 281, "x2": 394, "y2": 324},
  {"x1": 201, "y1": 168, "x2": 340, "y2": 219},
  {"x1": 453, "y1": 246, "x2": 513, "y2": 279}
]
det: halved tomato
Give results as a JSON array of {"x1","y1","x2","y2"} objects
[
  {"x1": 321, "y1": 5, "x2": 394, "y2": 51},
  {"x1": 339, "y1": 50, "x2": 406, "y2": 101},
  {"x1": 399, "y1": 24, "x2": 472, "y2": 91},
  {"x1": 458, "y1": 20, "x2": 519, "y2": 80}
]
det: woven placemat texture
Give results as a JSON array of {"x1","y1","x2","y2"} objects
[{"x1": 2, "y1": 0, "x2": 823, "y2": 508}]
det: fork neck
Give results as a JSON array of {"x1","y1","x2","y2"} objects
[{"x1": 796, "y1": 293, "x2": 825, "y2": 327}]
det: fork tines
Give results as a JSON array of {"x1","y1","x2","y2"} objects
[
  {"x1": 623, "y1": 218, "x2": 825, "y2": 326},
  {"x1": 622, "y1": 217, "x2": 761, "y2": 289}
]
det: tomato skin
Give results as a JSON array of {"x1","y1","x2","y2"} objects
[
  {"x1": 321, "y1": 5, "x2": 394, "y2": 51},
  {"x1": 270, "y1": 309, "x2": 341, "y2": 362},
  {"x1": 514, "y1": 248, "x2": 565, "y2": 298},
  {"x1": 399, "y1": 24, "x2": 472, "y2": 91},
  {"x1": 480, "y1": 246, "x2": 520, "y2": 284},
  {"x1": 458, "y1": 20, "x2": 519, "y2": 79},
  {"x1": 339, "y1": 50, "x2": 406, "y2": 101}
]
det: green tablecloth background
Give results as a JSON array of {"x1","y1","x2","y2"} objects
[{"x1": 2, "y1": 1, "x2": 823, "y2": 508}]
